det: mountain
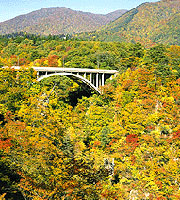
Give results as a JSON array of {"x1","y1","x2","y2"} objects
[
  {"x1": 81, "y1": 0, "x2": 180, "y2": 46},
  {"x1": 0, "y1": 7, "x2": 127, "y2": 35},
  {"x1": 104, "y1": 9, "x2": 128, "y2": 21}
]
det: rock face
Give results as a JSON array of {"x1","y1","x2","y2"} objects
[{"x1": 0, "y1": 7, "x2": 127, "y2": 35}]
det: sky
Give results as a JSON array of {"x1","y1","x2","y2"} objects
[{"x1": 0, "y1": 0, "x2": 160, "y2": 23}]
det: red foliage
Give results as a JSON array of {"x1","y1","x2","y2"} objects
[
  {"x1": 48, "y1": 55, "x2": 59, "y2": 67},
  {"x1": 172, "y1": 130, "x2": 180, "y2": 140},
  {"x1": 145, "y1": 125, "x2": 155, "y2": 131},
  {"x1": 126, "y1": 134, "x2": 138, "y2": 144},
  {"x1": 93, "y1": 141, "x2": 101, "y2": 146},
  {"x1": 131, "y1": 155, "x2": 136, "y2": 165},
  {"x1": 122, "y1": 79, "x2": 133, "y2": 90},
  {"x1": 0, "y1": 138, "x2": 12, "y2": 150},
  {"x1": 142, "y1": 99, "x2": 155, "y2": 109},
  {"x1": 126, "y1": 134, "x2": 139, "y2": 153},
  {"x1": 109, "y1": 139, "x2": 118, "y2": 146},
  {"x1": 156, "y1": 196, "x2": 167, "y2": 200},
  {"x1": 162, "y1": 102, "x2": 167, "y2": 107},
  {"x1": 155, "y1": 180, "x2": 163, "y2": 189},
  {"x1": 5, "y1": 111, "x2": 13, "y2": 122},
  {"x1": 176, "y1": 78, "x2": 180, "y2": 85}
]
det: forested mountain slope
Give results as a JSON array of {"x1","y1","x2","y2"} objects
[
  {"x1": 0, "y1": 8, "x2": 127, "y2": 35},
  {"x1": 0, "y1": 36, "x2": 180, "y2": 199},
  {"x1": 105, "y1": 9, "x2": 128, "y2": 21},
  {"x1": 80, "y1": 0, "x2": 180, "y2": 46}
]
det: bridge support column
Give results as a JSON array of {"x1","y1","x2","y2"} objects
[
  {"x1": 96, "y1": 73, "x2": 99, "y2": 88},
  {"x1": 92, "y1": 74, "x2": 96, "y2": 86},
  {"x1": 37, "y1": 71, "x2": 39, "y2": 79},
  {"x1": 84, "y1": 72, "x2": 86, "y2": 79},
  {"x1": 90, "y1": 73, "x2": 92, "y2": 83},
  {"x1": 99, "y1": 74, "x2": 102, "y2": 87},
  {"x1": 102, "y1": 73, "x2": 105, "y2": 86}
]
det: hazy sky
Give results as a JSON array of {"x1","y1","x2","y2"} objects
[{"x1": 0, "y1": 0, "x2": 159, "y2": 22}]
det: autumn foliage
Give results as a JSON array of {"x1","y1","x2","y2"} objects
[{"x1": 0, "y1": 37, "x2": 180, "y2": 199}]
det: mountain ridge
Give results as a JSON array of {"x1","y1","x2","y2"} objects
[
  {"x1": 0, "y1": 7, "x2": 127, "y2": 35},
  {"x1": 79, "y1": 0, "x2": 180, "y2": 46}
]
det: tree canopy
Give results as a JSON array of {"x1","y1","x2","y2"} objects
[{"x1": 0, "y1": 35, "x2": 180, "y2": 199}]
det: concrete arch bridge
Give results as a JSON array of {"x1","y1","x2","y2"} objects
[{"x1": 13, "y1": 66, "x2": 118, "y2": 94}]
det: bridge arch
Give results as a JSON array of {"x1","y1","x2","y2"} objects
[
  {"x1": 37, "y1": 73, "x2": 101, "y2": 94},
  {"x1": 10, "y1": 66, "x2": 118, "y2": 94}
]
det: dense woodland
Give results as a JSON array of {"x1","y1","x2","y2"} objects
[
  {"x1": 79, "y1": 0, "x2": 180, "y2": 47},
  {"x1": 0, "y1": 0, "x2": 179, "y2": 47},
  {"x1": 0, "y1": 34, "x2": 180, "y2": 200}
]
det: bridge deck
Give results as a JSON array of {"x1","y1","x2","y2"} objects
[
  {"x1": 12, "y1": 66, "x2": 118, "y2": 74},
  {"x1": 34, "y1": 67, "x2": 118, "y2": 74}
]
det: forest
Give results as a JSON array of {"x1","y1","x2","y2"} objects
[
  {"x1": 78, "y1": 0, "x2": 180, "y2": 47},
  {"x1": 0, "y1": 34, "x2": 180, "y2": 199}
]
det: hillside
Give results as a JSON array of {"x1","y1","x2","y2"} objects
[
  {"x1": 105, "y1": 9, "x2": 128, "y2": 21},
  {"x1": 0, "y1": 36, "x2": 180, "y2": 199},
  {"x1": 0, "y1": 7, "x2": 127, "y2": 35},
  {"x1": 80, "y1": 0, "x2": 180, "y2": 46}
]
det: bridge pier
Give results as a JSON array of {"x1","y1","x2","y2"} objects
[
  {"x1": 37, "y1": 71, "x2": 39, "y2": 79},
  {"x1": 102, "y1": 73, "x2": 105, "y2": 86},
  {"x1": 90, "y1": 73, "x2": 92, "y2": 83},
  {"x1": 96, "y1": 73, "x2": 99, "y2": 88},
  {"x1": 84, "y1": 72, "x2": 86, "y2": 79}
]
